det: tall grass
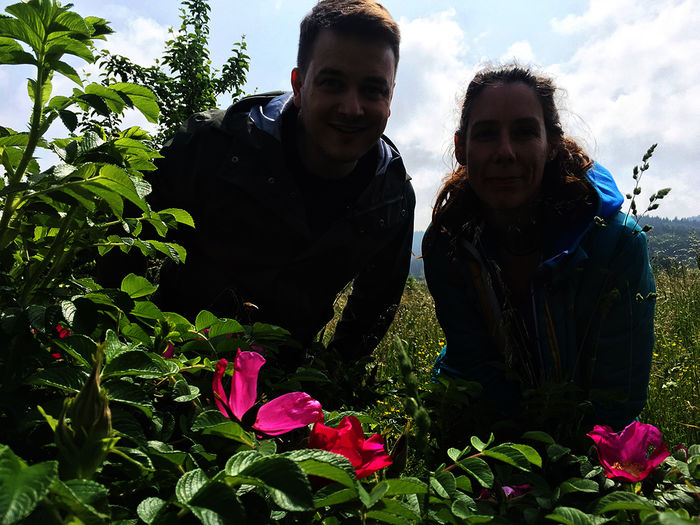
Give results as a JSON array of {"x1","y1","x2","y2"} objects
[
  {"x1": 326, "y1": 268, "x2": 700, "y2": 447},
  {"x1": 642, "y1": 263, "x2": 700, "y2": 446}
]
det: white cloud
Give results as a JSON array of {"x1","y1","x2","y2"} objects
[
  {"x1": 387, "y1": 9, "x2": 473, "y2": 231},
  {"x1": 551, "y1": 0, "x2": 700, "y2": 218},
  {"x1": 500, "y1": 41, "x2": 536, "y2": 63}
]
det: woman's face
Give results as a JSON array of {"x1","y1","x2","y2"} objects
[{"x1": 459, "y1": 82, "x2": 552, "y2": 213}]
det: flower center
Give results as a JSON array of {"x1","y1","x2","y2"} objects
[{"x1": 610, "y1": 461, "x2": 646, "y2": 476}]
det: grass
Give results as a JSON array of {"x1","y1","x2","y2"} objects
[{"x1": 325, "y1": 268, "x2": 700, "y2": 448}]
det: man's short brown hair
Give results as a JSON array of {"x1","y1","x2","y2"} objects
[{"x1": 297, "y1": 0, "x2": 400, "y2": 74}]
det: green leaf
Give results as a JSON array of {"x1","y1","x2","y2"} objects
[
  {"x1": 313, "y1": 486, "x2": 357, "y2": 508},
  {"x1": 26, "y1": 366, "x2": 89, "y2": 392},
  {"x1": 85, "y1": 83, "x2": 125, "y2": 113},
  {"x1": 372, "y1": 499, "x2": 422, "y2": 523},
  {"x1": 137, "y1": 497, "x2": 168, "y2": 524},
  {"x1": 511, "y1": 443, "x2": 542, "y2": 468},
  {"x1": 48, "y1": 478, "x2": 110, "y2": 523},
  {"x1": 147, "y1": 441, "x2": 187, "y2": 468},
  {"x1": 176, "y1": 469, "x2": 210, "y2": 505},
  {"x1": 365, "y1": 482, "x2": 389, "y2": 509},
  {"x1": 0, "y1": 14, "x2": 42, "y2": 53},
  {"x1": 110, "y1": 82, "x2": 159, "y2": 122},
  {"x1": 431, "y1": 470, "x2": 456, "y2": 498},
  {"x1": 481, "y1": 443, "x2": 533, "y2": 471},
  {"x1": 456, "y1": 457, "x2": 494, "y2": 488},
  {"x1": 130, "y1": 300, "x2": 163, "y2": 321},
  {"x1": 120, "y1": 273, "x2": 157, "y2": 299},
  {"x1": 284, "y1": 449, "x2": 356, "y2": 489},
  {"x1": 559, "y1": 478, "x2": 599, "y2": 495},
  {"x1": 172, "y1": 380, "x2": 200, "y2": 402},
  {"x1": 0, "y1": 446, "x2": 58, "y2": 525},
  {"x1": 27, "y1": 77, "x2": 52, "y2": 105},
  {"x1": 103, "y1": 379, "x2": 153, "y2": 416},
  {"x1": 545, "y1": 506, "x2": 595, "y2": 525},
  {"x1": 0, "y1": 36, "x2": 35, "y2": 65},
  {"x1": 364, "y1": 510, "x2": 411, "y2": 525},
  {"x1": 237, "y1": 457, "x2": 314, "y2": 511},
  {"x1": 208, "y1": 319, "x2": 244, "y2": 339},
  {"x1": 470, "y1": 433, "x2": 494, "y2": 452},
  {"x1": 641, "y1": 512, "x2": 699, "y2": 524},
  {"x1": 52, "y1": 59, "x2": 81, "y2": 85},
  {"x1": 593, "y1": 491, "x2": 654, "y2": 514},
  {"x1": 58, "y1": 109, "x2": 78, "y2": 131},
  {"x1": 225, "y1": 450, "x2": 264, "y2": 476},
  {"x1": 195, "y1": 310, "x2": 219, "y2": 331},
  {"x1": 547, "y1": 443, "x2": 571, "y2": 462},
  {"x1": 101, "y1": 350, "x2": 178, "y2": 379},
  {"x1": 191, "y1": 410, "x2": 255, "y2": 447},
  {"x1": 158, "y1": 207, "x2": 195, "y2": 228},
  {"x1": 382, "y1": 477, "x2": 429, "y2": 496},
  {"x1": 96, "y1": 164, "x2": 147, "y2": 211}
]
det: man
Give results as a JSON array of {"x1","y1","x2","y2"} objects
[{"x1": 150, "y1": 0, "x2": 415, "y2": 364}]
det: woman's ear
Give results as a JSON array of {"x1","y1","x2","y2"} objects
[{"x1": 454, "y1": 132, "x2": 466, "y2": 165}]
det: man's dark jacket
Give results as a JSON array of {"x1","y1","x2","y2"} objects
[{"x1": 150, "y1": 92, "x2": 415, "y2": 359}]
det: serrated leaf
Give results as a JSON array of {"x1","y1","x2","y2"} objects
[
  {"x1": 172, "y1": 380, "x2": 199, "y2": 402},
  {"x1": 26, "y1": 366, "x2": 89, "y2": 392},
  {"x1": 285, "y1": 449, "x2": 356, "y2": 489},
  {"x1": 110, "y1": 83, "x2": 159, "y2": 122},
  {"x1": 120, "y1": 273, "x2": 157, "y2": 299},
  {"x1": 195, "y1": 310, "x2": 218, "y2": 332},
  {"x1": 157, "y1": 207, "x2": 195, "y2": 228},
  {"x1": 137, "y1": 497, "x2": 168, "y2": 524},
  {"x1": 431, "y1": 470, "x2": 456, "y2": 498},
  {"x1": 381, "y1": 477, "x2": 429, "y2": 496},
  {"x1": 0, "y1": 36, "x2": 36, "y2": 65},
  {"x1": 457, "y1": 456, "x2": 494, "y2": 488},
  {"x1": 58, "y1": 109, "x2": 78, "y2": 131},
  {"x1": 84, "y1": 83, "x2": 125, "y2": 113},
  {"x1": 313, "y1": 486, "x2": 357, "y2": 508},
  {"x1": 225, "y1": 450, "x2": 264, "y2": 477},
  {"x1": 364, "y1": 509, "x2": 411, "y2": 525},
  {"x1": 559, "y1": 478, "x2": 599, "y2": 495},
  {"x1": 482, "y1": 443, "x2": 532, "y2": 471},
  {"x1": 0, "y1": 447, "x2": 58, "y2": 525},
  {"x1": 147, "y1": 441, "x2": 187, "y2": 468},
  {"x1": 175, "y1": 469, "x2": 210, "y2": 505},
  {"x1": 191, "y1": 411, "x2": 255, "y2": 447},
  {"x1": 208, "y1": 319, "x2": 243, "y2": 339},
  {"x1": 101, "y1": 350, "x2": 177, "y2": 379},
  {"x1": 103, "y1": 379, "x2": 153, "y2": 416},
  {"x1": 593, "y1": 491, "x2": 654, "y2": 514},
  {"x1": 238, "y1": 457, "x2": 314, "y2": 511}
]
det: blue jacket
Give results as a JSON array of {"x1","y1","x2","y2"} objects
[{"x1": 423, "y1": 163, "x2": 655, "y2": 430}]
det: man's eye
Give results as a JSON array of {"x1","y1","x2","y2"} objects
[
  {"x1": 363, "y1": 85, "x2": 388, "y2": 99},
  {"x1": 319, "y1": 78, "x2": 342, "y2": 89}
]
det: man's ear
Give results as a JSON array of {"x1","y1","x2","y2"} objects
[
  {"x1": 291, "y1": 68, "x2": 303, "y2": 108},
  {"x1": 454, "y1": 132, "x2": 466, "y2": 165}
]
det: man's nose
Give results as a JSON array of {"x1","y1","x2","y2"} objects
[{"x1": 337, "y1": 89, "x2": 363, "y2": 116}]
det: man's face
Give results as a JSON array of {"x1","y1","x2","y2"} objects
[{"x1": 292, "y1": 29, "x2": 396, "y2": 178}]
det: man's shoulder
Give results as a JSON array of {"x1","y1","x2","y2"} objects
[{"x1": 167, "y1": 92, "x2": 289, "y2": 146}]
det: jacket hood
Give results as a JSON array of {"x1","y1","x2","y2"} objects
[
  {"x1": 587, "y1": 161, "x2": 624, "y2": 219},
  {"x1": 249, "y1": 92, "x2": 398, "y2": 176},
  {"x1": 541, "y1": 161, "x2": 624, "y2": 271}
]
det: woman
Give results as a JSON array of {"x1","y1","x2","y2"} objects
[{"x1": 423, "y1": 65, "x2": 655, "y2": 432}]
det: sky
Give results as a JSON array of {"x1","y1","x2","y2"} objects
[{"x1": 1, "y1": 0, "x2": 699, "y2": 232}]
